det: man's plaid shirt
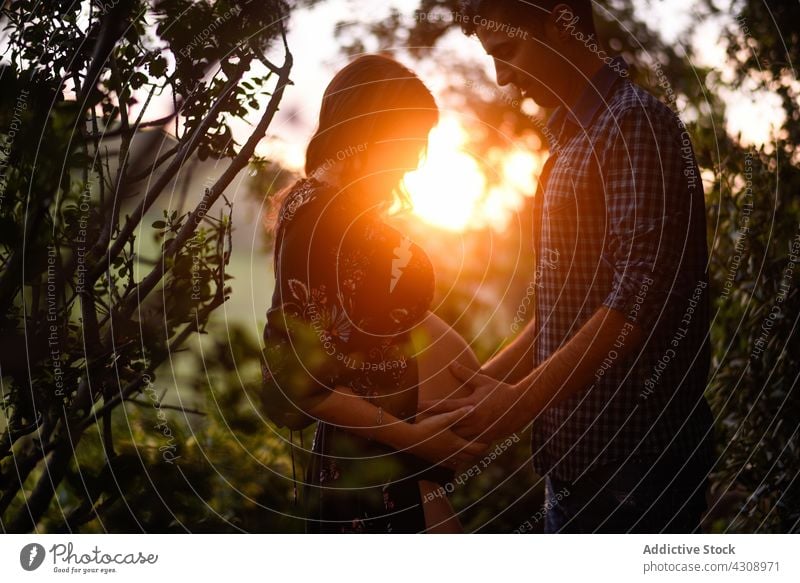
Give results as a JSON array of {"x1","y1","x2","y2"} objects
[{"x1": 531, "y1": 57, "x2": 715, "y2": 481}]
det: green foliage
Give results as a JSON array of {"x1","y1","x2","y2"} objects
[
  {"x1": 36, "y1": 322, "x2": 305, "y2": 533},
  {"x1": 0, "y1": 0, "x2": 293, "y2": 532},
  {"x1": 703, "y1": 130, "x2": 800, "y2": 533}
]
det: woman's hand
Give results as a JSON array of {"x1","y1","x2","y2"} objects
[
  {"x1": 409, "y1": 407, "x2": 488, "y2": 469},
  {"x1": 421, "y1": 362, "x2": 532, "y2": 442}
]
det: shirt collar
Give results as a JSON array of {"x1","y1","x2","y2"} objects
[{"x1": 546, "y1": 56, "x2": 629, "y2": 142}]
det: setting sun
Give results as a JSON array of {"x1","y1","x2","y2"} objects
[
  {"x1": 403, "y1": 116, "x2": 485, "y2": 231},
  {"x1": 403, "y1": 115, "x2": 540, "y2": 231}
]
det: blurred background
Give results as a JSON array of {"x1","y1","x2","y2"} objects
[{"x1": 0, "y1": 0, "x2": 797, "y2": 533}]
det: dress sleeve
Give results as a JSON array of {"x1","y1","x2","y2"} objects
[{"x1": 260, "y1": 204, "x2": 343, "y2": 430}]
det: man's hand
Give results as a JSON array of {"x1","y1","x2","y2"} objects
[{"x1": 419, "y1": 362, "x2": 534, "y2": 442}]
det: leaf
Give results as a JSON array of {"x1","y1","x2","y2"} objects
[
  {"x1": 148, "y1": 55, "x2": 167, "y2": 77},
  {"x1": 130, "y1": 72, "x2": 148, "y2": 90}
]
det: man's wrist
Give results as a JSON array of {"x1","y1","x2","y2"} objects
[{"x1": 513, "y1": 370, "x2": 545, "y2": 421}]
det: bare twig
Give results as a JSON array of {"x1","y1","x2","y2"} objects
[
  {"x1": 86, "y1": 59, "x2": 251, "y2": 285},
  {"x1": 124, "y1": 398, "x2": 207, "y2": 417},
  {"x1": 113, "y1": 47, "x2": 292, "y2": 323}
]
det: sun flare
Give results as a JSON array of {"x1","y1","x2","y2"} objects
[
  {"x1": 403, "y1": 115, "x2": 540, "y2": 231},
  {"x1": 403, "y1": 116, "x2": 484, "y2": 231}
]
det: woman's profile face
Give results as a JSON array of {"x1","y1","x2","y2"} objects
[
  {"x1": 360, "y1": 114, "x2": 433, "y2": 189},
  {"x1": 366, "y1": 138, "x2": 426, "y2": 183}
]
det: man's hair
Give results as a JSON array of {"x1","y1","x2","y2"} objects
[{"x1": 458, "y1": 0, "x2": 596, "y2": 37}]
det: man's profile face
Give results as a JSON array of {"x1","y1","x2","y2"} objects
[{"x1": 476, "y1": 18, "x2": 565, "y2": 109}]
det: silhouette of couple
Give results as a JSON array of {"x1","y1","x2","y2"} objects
[{"x1": 261, "y1": 0, "x2": 714, "y2": 534}]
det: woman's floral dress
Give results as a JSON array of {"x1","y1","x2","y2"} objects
[{"x1": 261, "y1": 178, "x2": 453, "y2": 533}]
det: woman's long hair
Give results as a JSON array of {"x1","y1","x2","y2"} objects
[{"x1": 266, "y1": 54, "x2": 438, "y2": 232}]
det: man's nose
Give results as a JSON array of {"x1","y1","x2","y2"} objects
[{"x1": 494, "y1": 60, "x2": 515, "y2": 87}]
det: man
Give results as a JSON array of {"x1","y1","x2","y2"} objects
[{"x1": 424, "y1": 0, "x2": 716, "y2": 533}]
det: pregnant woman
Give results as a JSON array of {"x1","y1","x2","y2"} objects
[{"x1": 260, "y1": 55, "x2": 485, "y2": 533}]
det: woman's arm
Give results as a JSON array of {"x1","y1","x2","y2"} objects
[{"x1": 306, "y1": 384, "x2": 485, "y2": 467}]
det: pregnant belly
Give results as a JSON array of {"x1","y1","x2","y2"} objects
[{"x1": 412, "y1": 311, "x2": 480, "y2": 421}]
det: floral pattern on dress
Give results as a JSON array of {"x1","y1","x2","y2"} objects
[{"x1": 262, "y1": 178, "x2": 437, "y2": 533}]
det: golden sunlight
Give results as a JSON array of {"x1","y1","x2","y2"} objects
[
  {"x1": 403, "y1": 115, "x2": 540, "y2": 231},
  {"x1": 403, "y1": 116, "x2": 485, "y2": 231}
]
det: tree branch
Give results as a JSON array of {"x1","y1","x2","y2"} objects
[
  {"x1": 113, "y1": 44, "x2": 293, "y2": 323},
  {"x1": 85, "y1": 60, "x2": 250, "y2": 285}
]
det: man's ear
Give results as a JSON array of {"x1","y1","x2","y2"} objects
[{"x1": 547, "y1": 3, "x2": 577, "y2": 44}]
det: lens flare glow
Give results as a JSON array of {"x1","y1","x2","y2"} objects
[
  {"x1": 403, "y1": 117, "x2": 484, "y2": 231},
  {"x1": 403, "y1": 115, "x2": 539, "y2": 231}
]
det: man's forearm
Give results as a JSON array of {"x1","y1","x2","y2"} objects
[
  {"x1": 514, "y1": 306, "x2": 644, "y2": 421},
  {"x1": 482, "y1": 319, "x2": 537, "y2": 383}
]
